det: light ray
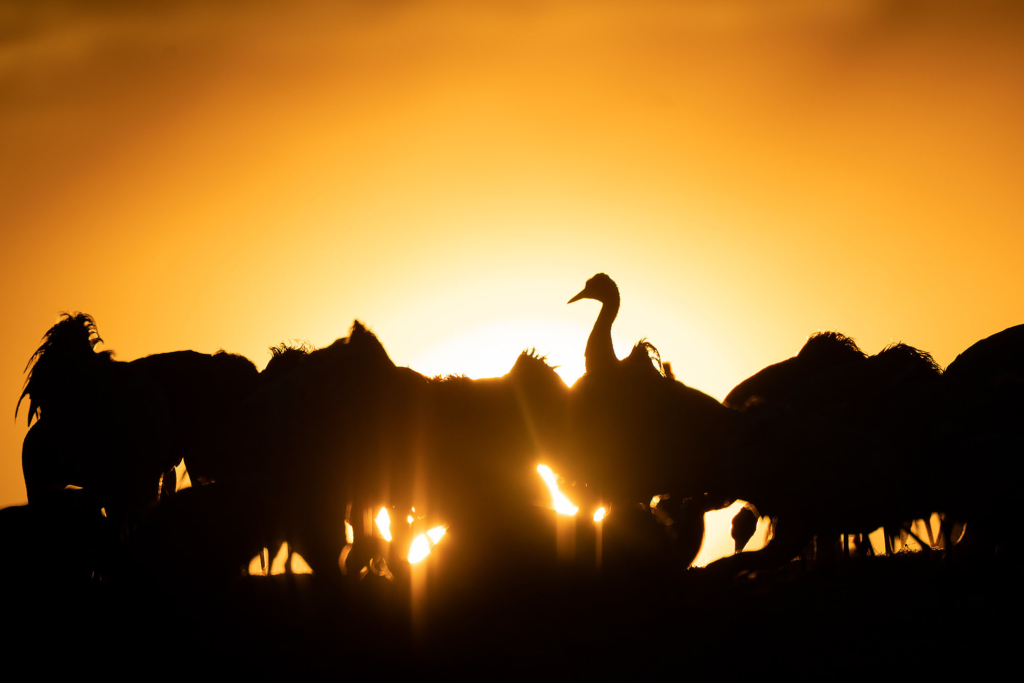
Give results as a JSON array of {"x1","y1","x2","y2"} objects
[{"x1": 537, "y1": 464, "x2": 578, "y2": 516}]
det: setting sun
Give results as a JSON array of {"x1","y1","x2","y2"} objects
[{"x1": 411, "y1": 320, "x2": 588, "y2": 385}]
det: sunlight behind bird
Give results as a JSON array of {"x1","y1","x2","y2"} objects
[
  {"x1": 247, "y1": 543, "x2": 313, "y2": 576},
  {"x1": 593, "y1": 507, "x2": 607, "y2": 522},
  {"x1": 269, "y1": 543, "x2": 289, "y2": 575},
  {"x1": 868, "y1": 528, "x2": 887, "y2": 555},
  {"x1": 289, "y1": 550, "x2": 314, "y2": 574},
  {"x1": 248, "y1": 548, "x2": 269, "y2": 577},
  {"x1": 536, "y1": 464, "x2": 578, "y2": 515},
  {"x1": 174, "y1": 459, "x2": 192, "y2": 492},
  {"x1": 747, "y1": 515, "x2": 772, "y2": 553},
  {"x1": 864, "y1": 518, "x2": 948, "y2": 556},
  {"x1": 693, "y1": 500, "x2": 748, "y2": 568},
  {"x1": 4, "y1": 0, "x2": 1024, "y2": 519},
  {"x1": 411, "y1": 320, "x2": 587, "y2": 385}
]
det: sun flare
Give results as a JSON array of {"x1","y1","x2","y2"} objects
[
  {"x1": 375, "y1": 507, "x2": 392, "y2": 542},
  {"x1": 537, "y1": 464, "x2": 579, "y2": 516},
  {"x1": 408, "y1": 526, "x2": 448, "y2": 564}
]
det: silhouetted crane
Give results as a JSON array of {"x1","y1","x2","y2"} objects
[
  {"x1": 175, "y1": 321, "x2": 573, "y2": 581},
  {"x1": 944, "y1": 324, "x2": 1024, "y2": 387},
  {"x1": 724, "y1": 333, "x2": 950, "y2": 557},
  {"x1": 18, "y1": 313, "x2": 259, "y2": 535},
  {"x1": 566, "y1": 305, "x2": 992, "y2": 576},
  {"x1": 938, "y1": 324, "x2": 1024, "y2": 549},
  {"x1": 567, "y1": 274, "x2": 755, "y2": 568},
  {"x1": 568, "y1": 273, "x2": 663, "y2": 379},
  {"x1": 566, "y1": 272, "x2": 680, "y2": 493},
  {"x1": 723, "y1": 331, "x2": 866, "y2": 411}
]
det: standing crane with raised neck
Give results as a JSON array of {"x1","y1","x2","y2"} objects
[
  {"x1": 566, "y1": 273, "x2": 728, "y2": 569},
  {"x1": 568, "y1": 273, "x2": 662, "y2": 379}
]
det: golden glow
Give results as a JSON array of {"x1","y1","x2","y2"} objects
[
  {"x1": 868, "y1": 528, "x2": 887, "y2": 555},
  {"x1": 593, "y1": 507, "x2": 607, "y2": 523},
  {"x1": 693, "y1": 500, "x2": 747, "y2": 568},
  {"x1": 537, "y1": 464, "x2": 579, "y2": 516},
  {"x1": 412, "y1": 321, "x2": 586, "y2": 385},
  {"x1": 689, "y1": 502, "x2": 772, "y2": 566},
  {"x1": 865, "y1": 517, "x2": 951, "y2": 555},
  {"x1": 426, "y1": 526, "x2": 447, "y2": 544},
  {"x1": 917, "y1": 515, "x2": 940, "y2": 549},
  {"x1": 269, "y1": 542, "x2": 289, "y2": 575},
  {"x1": 375, "y1": 507, "x2": 392, "y2": 542},
  {"x1": 407, "y1": 515, "x2": 414, "y2": 524},
  {"x1": 747, "y1": 515, "x2": 772, "y2": 553},
  {"x1": 649, "y1": 495, "x2": 662, "y2": 509},
  {"x1": 247, "y1": 544, "x2": 313, "y2": 576},
  {"x1": 669, "y1": 513, "x2": 954, "y2": 563},
  {"x1": 345, "y1": 520, "x2": 355, "y2": 546},
  {"x1": 338, "y1": 545, "x2": 353, "y2": 575},
  {"x1": 3, "y1": 3, "x2": 1022, "y2": 512},
  {"x1": 290, "y1": 551, "x2": 313, "y2": 574},
  {"x1": 174, "y1": 460, "x2": 192, "y2": 492},
  {"x1": 248, "y1": 548, "x2": 269, "y2": 577}
]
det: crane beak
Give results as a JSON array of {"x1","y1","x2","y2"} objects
[{"x1": 568, "y1": 287, "x2": 589, "y2": 304}]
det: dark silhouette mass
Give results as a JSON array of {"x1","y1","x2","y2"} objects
[
  {"x1": 566, "y1": 273, "x2": 737, "y2": 567},
  {"x1": 723, "y1": 332, "x2": 950, "y2": 558},
  {"x1": 18, "y1": 313, "x2": 259, "y2": 534},
  {"x1": 4, "y1": 291, "x2": 1018, "y2": 676},
  {"x1": 562, "y1": 277, "x2": 1018, "y2": 576},
  {"x1": 723, "y1": 331, "x2": 867, "y2": 411},
  {"x1": 137, "y1": 321, "x2": 571, "y2": 584}
]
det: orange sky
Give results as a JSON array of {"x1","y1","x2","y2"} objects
[{"x1": 2, "y1": 0, "x2": 1023, "y2": 508}]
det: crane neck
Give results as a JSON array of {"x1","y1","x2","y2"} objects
[{"x1": 585, "y1": 293, "x2": 620, "y2": 375}]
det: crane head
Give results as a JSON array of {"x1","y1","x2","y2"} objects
[{"x1": 568, "y1": 273, "x2": 619, "y2": 305}]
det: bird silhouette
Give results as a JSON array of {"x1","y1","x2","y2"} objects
[
  {"x1": 176, "y1": 321, "x2": 572, "y2": 581},
  {"x1": 939, "y1": 324, "x2": 1024, "y2": 549},
  {"x1": 566, "y1": 274, "x2": 742, "y2": 569},
  {"x1": 723, "y1": 331, "x2": 866, "y2": 411},
  {"x1": 568, "y1": 273, "x2": 662, "y2": 379},
  {"x1": 731, "y1": 504, "x2": 760, "y2": 553},
  {"x1": 723, "y1": 333, "x2": 950, "y2": 561},
  {"x1": 17, "y1": 313, "x2": 259, "y2": 537}
]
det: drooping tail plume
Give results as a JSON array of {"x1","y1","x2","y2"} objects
[{"x1": 17, "y1": 313, "x2": 111, "y2": 426}]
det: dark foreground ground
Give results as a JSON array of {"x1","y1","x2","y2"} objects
[{"x1": 7, "y1": 544, "x2": 1015, "y2": 678}]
